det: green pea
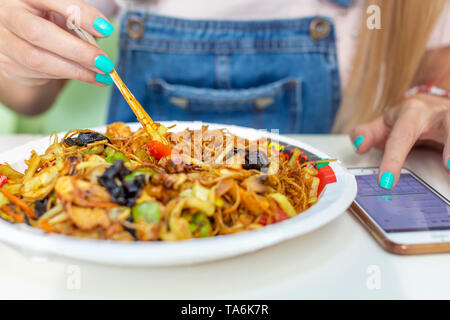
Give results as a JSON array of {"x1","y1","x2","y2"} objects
[{"x1": 132, "y1": 202, "x2": 161, "y2": 224}]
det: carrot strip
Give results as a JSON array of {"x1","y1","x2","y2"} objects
[
  {"x1": 0, "y1": 188, "x2": 36, "y2": 219},
  {"x1": 38, "y1": 220, "x2": 53, "y2": 233},
  {"x1": 1, "y1": 205, "x2": 25, "y2": 223}
]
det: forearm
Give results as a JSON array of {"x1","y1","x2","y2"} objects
[{"x1": 0, "y1": 71, "x2": 66, "y2": 116}]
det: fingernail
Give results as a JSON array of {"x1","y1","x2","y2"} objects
[
  {"x1": 379, "y1": 172, "x2": 395, "y2": 190},
  {"x1": 94, "y1": 56, "x2": 114, "y2": 74},
  {"x1": 447, "y1": 158, "x2": 450, "y2": 169},
  {"x1": 93, "y1": 17, "x2": 114, "y2": 37},
  {"x1": 354, "y1": 136, "x2": 364, "y2": 150},
  {"x1": 96, "y1": 73, "x2": 113, "y2": 85}
]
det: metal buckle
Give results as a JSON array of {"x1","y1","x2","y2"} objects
[
  {"x1": 127, "y1": 17, "x2": 145, "y2": 40},
  {"x1": 309, "y1": 18, "x2": 331, "y2": 41}
]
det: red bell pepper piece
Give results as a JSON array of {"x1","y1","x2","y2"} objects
[
  {"x1": 145, "y1": 141, "x2": 172, "y2": 159},
  {"x1": 317, "y1": 165, "x2": 337, "y2": 195},
  {"x1": 258, "y1": 214, "x2": 268, "y2": 226},
  {"x1": 275, "y1": 206, "x2": 288, "y2": 222},
  {"x1": 0, "y1": 175, "x2": 8, "y2": 187},
  {"x1": 258, "y1": 206, "x2": 288, "y2": 226}
]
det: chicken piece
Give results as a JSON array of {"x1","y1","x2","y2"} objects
[
  {"x1": 110, "y1": 231, "x2": 135, "y2": 241},
  {"x1": 106, "y1": 122, "x2": 131, "y2": 138},
  {"x1": 55, "y1": 176, "x2": 111, "y2": 205},
  {"x1": 68, "y1": 206, "x2": 110, "y2": 230},
  {"x1": 163, "y1": 173, "x2": 187, "y2": 190},
  {"x1": 239, "y1": 187, "x2": 270, "y2": 215},
  {"x1": 241, "y1": 175, "x2": 268, "y2": 194}
]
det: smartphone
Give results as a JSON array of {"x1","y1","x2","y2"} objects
[{"x1": 348, "y1": 167, "x2": 450, "y2": 255}]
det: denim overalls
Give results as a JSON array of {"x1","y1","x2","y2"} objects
[{"x1": 108, "y1": 0, "x2": 354, "y2": 133}]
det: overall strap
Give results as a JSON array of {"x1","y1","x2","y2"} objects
[{"x1": 330, "y1": 0, "x2": 356, "y2": 8}]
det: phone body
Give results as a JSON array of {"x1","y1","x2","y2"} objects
[{"x1": 349, "y1": 167, "x2": 450, "y2": 255}]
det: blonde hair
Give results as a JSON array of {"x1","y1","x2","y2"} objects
[{"x1": 333, "y1": 0, "x2": 448, "y2": 133}]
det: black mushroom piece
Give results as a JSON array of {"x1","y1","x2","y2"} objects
[
  {"x1": 229, "y1": 148, "x2": 270, "y2": 171},
  {"x1": 98, "y1": 160, "x2": 145, "y2": 207},
  {"x1": 64, "y1": 131, "x2": 110, "y2": 147},
  {"x1": 34, "y1": 198, "x2": 48, "y2": 218},
  {"x1": 67, "y1": 156, "x2": 80, "y2": 176}
]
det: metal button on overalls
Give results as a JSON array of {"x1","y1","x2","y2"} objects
[
  {"x1": 127, "y1": 17, "x2": 145, "y2": 40},
  {"x1": 309, "y1": 18, "x2": 331, "y2": 40}
]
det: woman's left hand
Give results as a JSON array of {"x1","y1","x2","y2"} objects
[{"x1": 350, "y1": 93, "x2": 450, "y2": 190}]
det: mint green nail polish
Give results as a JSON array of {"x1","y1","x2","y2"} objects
[
  {"x1": 94, "y1": 56, "x2": 114, "y2": 74},
  {"x1": 354, "y1": 136, "x2": 364, "y2": 150},
  {"x1": 447, "y1": 158, "x2": 450, "y2": 169},
  {"x1": 93, "y1": 18, "x2": 114, "y2": 37},
  {"x1": 96, "y1": 73, "x2": 113, "y2": 85},
  {"x1": 379, "y1": 172, "x2": 395, "y2": 190}
]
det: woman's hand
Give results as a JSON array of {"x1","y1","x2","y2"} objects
[
  {"x1": 350, "y1": 93, "x2": 450, "y2": 189},
  {"x1": 0, "y1": 0, "x2": 115, "y2": 87}
]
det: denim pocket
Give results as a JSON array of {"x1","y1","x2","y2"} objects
[{"x1": 148, "y1": 77, "x2": 302, "y2": 133}]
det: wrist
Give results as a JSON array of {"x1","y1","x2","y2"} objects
[{"x1": 0, "y1": 71, "x2": 65, "y2": 116}]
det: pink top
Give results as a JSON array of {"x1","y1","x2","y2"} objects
[{"x1": 88, "y1": 0, "x2": 450, "y2": 87}]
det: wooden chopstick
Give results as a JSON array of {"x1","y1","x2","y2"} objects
[
  {"x1": 70, "y1": 24, "x2": 167, "y2": 143},
  {"x1": 108, "y1": 70, "x2": 167, "y2": 142}
]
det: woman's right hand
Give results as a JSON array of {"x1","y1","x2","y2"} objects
[{"x1": 0, "y1": 0, "x2": 115, "y2": 87}]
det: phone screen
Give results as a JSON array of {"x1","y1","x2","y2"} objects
[{"x1": 355, "y1": 173, "x2": 450, "y2": 233}]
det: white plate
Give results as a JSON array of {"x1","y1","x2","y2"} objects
[{"x1": 0, "y1": 122, "x2": 356, "y2": 266}]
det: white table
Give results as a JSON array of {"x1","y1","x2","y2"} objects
[{"x1": 0, "y1": 134, "x2": 448, "y2": 299}]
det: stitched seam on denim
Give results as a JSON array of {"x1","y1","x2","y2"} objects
[
  {"x1": 158, "y1": 82, "x2": 296, "y2": 113},
  {"x1": 142, "y1": 23, "x2": 317, "y2": 32},
  {"x1": 120, "y1": 44, "x2": 335, "y2": 54},
  {"x1": 284, "y1": 79, "x2": 302, "y2": 132},
  {"x1": 120, "y1": 39, "x2": 335, "y2": 47},
  {"x1": 148, "y1": 78, "x2": 295, "y2": 95},
  {"x1": 327, "y1": 49, "x2": 341, "y2": 129},
  {"x1": 293, "y1": 80, "x2": 302, "y2": 132},
  {"x1": 215, "y1": 55, "x2": 230, "y2": 89},
  {"x1": 225, "y1": 54, "x2": 231, "y2": 89},
  {"x1": 215, "y1": 54, "x2": 221, "y2": 89},
  {"x1": 151, "y1": 92, "x2": 281, "y2": 102}
]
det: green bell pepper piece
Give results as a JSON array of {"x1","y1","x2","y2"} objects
[
  {"x1": 124, "y1": 168, "x2": 157, "y2": 182},
  {"x1": 86, "y1": 145, "x2": 104, "y2": 155},
  {"x1": 105, "y1": 148, "x2": 129, "y2": 163},
  {"x1": 190, "y1": 212, "x2": 212, "y2": 238},
  {"x1": 132, "y1": 202, "x2": 161, "y2": 224}
]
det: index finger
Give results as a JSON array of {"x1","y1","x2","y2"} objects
[
  {"x1": 24, "y1": 0, "x2": 114, "y2": 38},
  {"x1": 378, "y1": 109, "x2": 423, "y2": 190}
]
